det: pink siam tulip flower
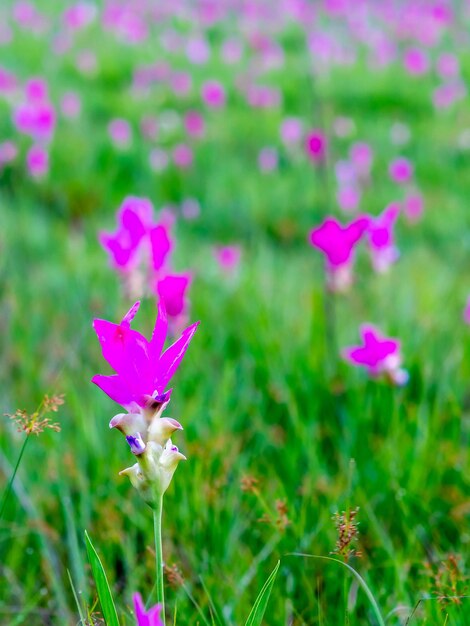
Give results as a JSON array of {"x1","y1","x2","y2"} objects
[
  {"x1": 305, "y1": 129, "x2": 327, "y2": 164},
  {"x1": 149, "y1": 224, "x2": 172, "y2": 272},
  {"x1": 403, "y1": 47, "x2": 429, "y2": 76},
  {"x1": 60, "y1": 91, "x2": 81, "y2": 118},
  {"x1": 366, "y1": 203, "x2": 400, "y2": 273},
  {"x1": 100, "y1": 196, "x2": 153, "y2": 271},
  {"x1": 133, "y1": 593, "x2": 163, "y2": 626},
  {"x1": 186, "y1": 37, "x2": 210, "y2": 64},
  {"x1": 108, "y1": 118, "x2": 132, "y2": 149},
  {"x1": 309, "y1": 216, "x2": 369, "y2": 291},
  {"x1": 75, "y1": 49, "x2": 98, "y2": 75},
  {"x1": 343, "y1": 325, "x2": 408, "y2": 385},
  {"x1": 350, "y1": 142, "x2": 373, "y2": 178},
  {"x1": 221, "y1": 38, "x2": 243, "y2": 64},
  {"x1": 26, "y1": 144, "x2": 49, "y2": 178},
  {"x1": 258, "y1": 147, "x2": 278, "y2": 172},
  {"x1": 172, "y1": 144, "x2": 193, "y2": 169},
  {"x1": 389, "y1": 157, "x2": 413, "y2": 184},
  {"x1": 403, "y1": 193, "x2": 424, "y2": 223},
  {"x1": 436, "y1": 52, "x2": 459, "y2": 79},
  {"x1": 280, "y1": 117, "x2": 303, "y2": 145},
  {"x1": 0, "y1": 67, "x2": 17, "y2": 96},
  {"x1": 201, "y1": 80, "x2": 226, "y2": 108},
  {"x1": 92, "y1": 300, "x2": 199, "y2": 412},
  {"x1": 214, "y1": 245, "x2": 241, "y2": 273},
  {"x1": 155, "y1": 273, "x2": 192, "y2": 319},
  {"x1": 63, "y1": 2, "x2": 96, "y2": 30},
  {"x1": 337, "y1": 186, "x2": 360, "y2": 213},
  {"x1": 464, "y1": 297, "x2": 470, "y2": 325},
  {"x1": 181, "y1": 198, "x2": 200, "y2": 220},
  {"x1": 13, "y1": 78, "x2": 55, "y2": 142},
  {"x1": 170, "y1": 72, "x2": 192, "y2": 97},
  {"x1": 184, "y1": 111, "x2": 205, "y2": 138}
]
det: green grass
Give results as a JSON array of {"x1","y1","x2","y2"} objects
[{"x1": 0, "y1": 5, "x2": 469, "y2": 626}]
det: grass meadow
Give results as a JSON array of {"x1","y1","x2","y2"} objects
[{"x1": 0, "y1": 2, "x2": 469, "y2": 625}]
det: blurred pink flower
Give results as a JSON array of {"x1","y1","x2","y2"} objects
[
  {"x1": 201, "y1": 80, "x2": 226, "y2": 108},
  {"x1": 13, "y1": 78, "x2": 55, "y2": 142},
  {"x1": 214, "y1": 246, "x2": 241, "y2": 273},
  {"x1": 0, "y1": 67, "x2": 17, "y2": 95},
  {"x1": 108, "y1": 118, "x2": 132, "y2": 149},
  {"x1": 343, "y1": 324, "x2": 408, "y2": 385},
  {"x1": 92, "y1": 300, "x2": 199, "y2": 411},
  {"x1": 403, "y1": 47, "x2": 429, "y2": 76},
  {"x1": 133, "y1": 593, "x2": 163, "y2": 626},
  {"x1": 350, "y1": 142, "x2": 373, "y2": 178},
  {"x1": 309, "y1": 215, "x2": 369, "y2": 291},
  {"x1": 26, "y1": 145, "x2": 48, "y2": 178},
  {"x1": 366, "y1": 203, "x2": 400, "y2": 272},
  {"x1": 181, "y1": 198, "x2": 200, "y2": 220},
  {"x1": 140, "y1": 116, "x2": 158, "y2": 141},
  {"x1": 172, "y1": 144, "x2": 193, "y2": 169},
  {"x1": 280, "y1": 117, "x2": 303, "y2": 145},
  {"x1": 436, "y1": 53, "x2": 459, "y2": 79},
  {"x1": 0, "y1": 141, "x2": 18, "y2": 167},
  {"x1": 221, "y1": 38, "x2": 243, "y2": 64},
  {"x1": 403, "y1": 193, "x2": 424, "y2": 223},
  {"x1": 389, "y1": 157, "x2": 413, "y2": 184},
  {"x1": 186, "y1": 37, "x2": 210, "y2": 64},
  {"x1": 149, "y1": 148, "x2": 169, "y2": 172},
  {"x1": 305, "y1": 130, "x2": 327, "y2": 163},
  {"x1": 170, "y1": 72, "x2": 192, "y2": 97},
  {"x1": 258, "y1": 147, "x2": 278, "y2": 172},
  {"x1": 337, "y1": 186, "x2": 360, "y2": 213},
  {"x1": 184, "y1": 111, "x2": 205, "y2": 138},
  {"x1": 60, "y1": 91, "x2": 81, "y2": 118},
  {"x1": 156, "y1": 273, "x2": 192, "y2": 318},
  {"x1": 63, "y1": 2, "x2": 96, "y2": 30}
]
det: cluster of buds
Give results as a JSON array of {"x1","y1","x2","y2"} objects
[{"x1": 110, "y1": 394, "x2": 186, "y2": 505}]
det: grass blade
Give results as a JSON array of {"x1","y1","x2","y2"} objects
[
  {"x1": 67, "y1": 568, "x2": 86, "y2": 625},
  {"x1": 244, "y1": 560, "x2": 280, "y2": 626},
  {"x1": 85, "y1": 530, "x2": 120, "y2": 626}
]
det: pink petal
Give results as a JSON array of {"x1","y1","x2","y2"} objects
[{"x1": 155, "y1": 320, "x2": 199, "y2": 391}]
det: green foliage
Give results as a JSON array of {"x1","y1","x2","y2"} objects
[
  {"x1": 85, "y1": 531, "x2": 121, "y2": 626},
  {"x1": 244, "y1": 560, "x2": 280, "y2": 626}
]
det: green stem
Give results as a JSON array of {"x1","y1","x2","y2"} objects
[
  {"x1": 153, "y1": 494, "x2": 165, "y2": 625},
  {"x1": 0, "y1": 435, "x2": 30, "y2": 521}
]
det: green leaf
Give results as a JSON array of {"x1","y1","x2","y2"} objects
[
  {"x1": 85, "y1": 530, "x2": 120, "y2": 626},
  {"x1": 244, "y1": 560, "x2": 280, "y2": 626}
]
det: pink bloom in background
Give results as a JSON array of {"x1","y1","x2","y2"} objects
[
  {"x1": 60, "y1": 91, "x2": 81, "y2": 118},
  {"x1": 63, "y1": 2, "x2": 96, "y2": 30},
  {"x1": 309, "y1": 215, "x2": 369, "y2": 291},
  {"x1": 214, "y1": 245, "x2": 241, "y2": 273},
  {"x1": 0, "y1": 67, "x2": 17, "y2": 95},
  {"x1": 436, "y1": 53, "x2": 459, "y2": 79},
  {"x1": 186, "y1": 37, "x2": 210, "y2": 64},
  {"x1": 464, "y1": 297, "x2": 470, "y2": 325},
  {"x1": 366, "y1": 203, "x2": 400, "y2": 272},
  {"x1": 149, "y1": 223, "x2": 172, "y2": 272},
  {"x1": 100, "y1": 196, "x2": 153, "y2": 271},
  {"x1": 26, "y1": 144, "x2": 49, "y2": 178},
  {"x1": 403, "y1": 47, "x2": 429, "y2": 76},
  {"x1": 92, "y1": 301, "x2": 199, "y2": 412},
  {"x1": 221, "y1": 37, "x2": 243, "y2": 64},
  {"x1": 170, "y1": 72, "x2": 192, "y2": 97},
  {"x1": 75, "y1": 49, "x2": 97, "y2": 75},
  {"x1": 0, "y1": 141, "x2": 18, "y2": 167},
  {"x1": 108, "y1": 118, "x2": 132, "y2": 149},
  {"x1": 181, "y1": 198, "x2": 200, "y2": 220},
  {"x1": 403, "y1": 193, "x2": 424, "y2": 223},
  {"x1": 133, "y1": 593, "x2": 163, "y2": 626},
  {"x1": 343, "y1": 324, "x2": 408, "y2": 385},
  {"x1": 156, "y1": 273, "x2": 192, "y2": 319},
  {"x1": 184, "y1": 111, "x2": 205, "y2": 138},
  {"x1": 140, "y1": 116, "x2": 158, "y2": 141},
  {"x1": 280, "y1": 117, "x2": 303, "y2": 145},
  {"x1": 258, "y1": 147, "x2": 278, "y2": 172},
  {"x1": 337, "y1": 186, "x2": 360, "y2": 213},
  {"x1": 172, "y1": 144, "x2": 193, "y2": 169},
  {"x1": 149, "y1": 148, "x2": 169, "y2": 172},
  {"x1": 389, "y1": 157, "x2": 413, "y2": 184},
  {"x1": 13, "y1": 78, "x2": 55, "y2": 142},
  {"x1": 305, "y1": 129, "x2": 327, "y2": 163},
  {"x1": 201, "y1": 80, "x2": 226, "y2": 108},
  {"x1": 350, "y1": 142, "x2": 373, "y2": 178}
]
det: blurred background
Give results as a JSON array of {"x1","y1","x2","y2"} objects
[{"x1": 0, "y1": 1, "x2": 469, "y2": 625}]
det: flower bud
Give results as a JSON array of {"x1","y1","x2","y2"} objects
[
  {"x1": 148, "y1": 417, "x2": 183, "y2": 446},
  {"x1": 109, "y1": 412, "x2": 147, "y2": 436},
  {"x1": 126, "y1": 432, "x2": 146, "y2": 455}
]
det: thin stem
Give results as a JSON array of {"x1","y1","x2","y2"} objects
[
  {"x1": 153, "y1": 494, "x2": 165, "y2": 625},
  {"x1": 0, "y1": 435, "x2": 30, "y2": 521}
]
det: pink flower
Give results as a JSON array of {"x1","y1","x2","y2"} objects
[
  {"x1": 61, "y1": 91, "x2": 81, "y2": 118},
  {"x1": 0, "y1": 141, "x2": 18, "y2": 167},
  {"x1": 436, "y1": 53, "x2": 459, "y2": 79},
  {"x1": 221, "y1": 38, "x2": 243, "y2": 64},
  {"x1": 186, "y1": 37, "x2": 210, "y2": 64},
  {"x1": 155, "y1": 273, "x2": 192, "y2": 318},
  {"x1": 92, "y1": 301, "x2": 199, "y2": 412},
  {"x1": 140, "y1": 116, "x2": 158, "y2": 141},
  {"x1": 0, "y1": 67, "x2": 17, "y2": 95},
  {"x1": 366, "y1": 204, "x2": 400, "y2": 273},
  {"x1": 13, "y1": 78, "x2": 55, "y2": 142},
  {"x1": 172, "y1": 144, "x2": 193, "y2": 169},
  {"x1": 201, "y1": 80, "x2": 226, "y2": 108},
  {"x1": 403, "y1": 193, "x2": 424, "y2": 223},
  {"x1": 258, "y1": 147, "x2": 278, "y2": 172},
  {"x1": 149, "y1": 224, "x2": 172, "y2": 272},
  {"x1": 350, "y1": 142, "x2": 373, "y2": 178},
  {"x1": 133, "y1": 593, "x2": 163, "y2": 626},
  {"x1": 149, "y1": 149, "x2": 169, "y2": 172},
  {"x1": 389, "y1": 157, "x2": 413, "y2": 184},
  {"x1": 305, "y1": 129, "x2": 327, "y2": 163},
  {"x1": 63, "y1": 2, "x2": 96, "y2": 30},
  {"x1": 99, "y1": 197, "x2": 153, "y2": 271},
  {"x1": 337, "y1": 186, "x2": 360, "y2": 213},
  {"x1": 170, "y1": 72, "x2": 192, "y2": 97},
  {"x1": 214, "y1": 245, "x2": 241, "y2": 273},
  {"x1": 403, "y1": 47, "x2": 429, "y2": 76},
  {"x1": 309, "y1": 216, "x2": 369, "y2": 291},
  {"x1": 108, "y1": 118, "x2": 132, "y2": 149},
  {"x1": 184, "y1": 111, "x2": 205, "y2": 138},
  {"x1": 280, "y1": 117, "x2": 303, "y2": 145},
  {"x1": 464, "y1": 297, "x2": 470, "y2": 325},
  {"x1": 343, "y1": 324, "x2": 408, "y2": 385},
  {"x1": 26, "y1": 144, "x2": 48, "y2": 178}
]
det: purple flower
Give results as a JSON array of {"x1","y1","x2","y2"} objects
[
  {"x1": 305, "y1": 129, "x2": 327, "y2": 163},
  {"x1": 133, "y1": 593, "x2": 163, "y2": 626},
  {"x1": 366, "y1": 204, "x2": 400, "y2": 273},
  {"x1": 92, "y1": 300, "x2": 198, "y2": 412},
  {"x1": 389, "y1": 157, "x2": 413, "y2": 184},
  {"x1": 343, "y1": 325, "x2": 408, "y2": 385},
  {"x1": 309, "y1": 216, "x2": 369, "y2": 291},
  {"x1": 26, "y1": 144, "x2": 49, "y2": 179},
  {"x1": 201, "y1": 80, "x2": 226, "y2": 107}
]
